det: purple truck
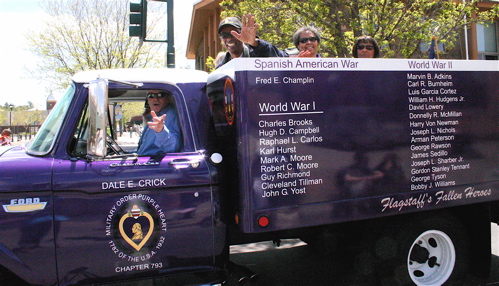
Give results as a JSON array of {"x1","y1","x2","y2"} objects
[{"x1": 0, "y1": 58, "x2": 498, "y2": 285}]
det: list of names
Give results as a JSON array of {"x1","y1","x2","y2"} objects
[
  {"x1": 257, "y1": 102, "x2": 324, "y2": 199},
  {"x1": 407, "y1": 72, "x2": 470, "y2": 191}
]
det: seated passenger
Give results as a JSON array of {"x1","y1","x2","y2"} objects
[{"x1": 137, "y1": 91, "x2": 181, "y2": 155}]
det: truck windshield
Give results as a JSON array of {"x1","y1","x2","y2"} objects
[{"x1": 27, "y1": 84, "x2": 75, "y2": 155}]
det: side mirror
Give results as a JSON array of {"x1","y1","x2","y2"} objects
[{"x1": 87, "y1": 78, "x2": 108, "y2": 158}]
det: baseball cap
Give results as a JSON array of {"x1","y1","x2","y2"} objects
[{"x1": 218, "y1": 17, "x2": 242, "y2": 34}]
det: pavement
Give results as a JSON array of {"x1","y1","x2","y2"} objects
[
  {"x1": 9, "y1": 137, "x2": 29, "y2": 146},
  {"x1": 228, "y1": 223, "x2": 499, "y2": 285}
]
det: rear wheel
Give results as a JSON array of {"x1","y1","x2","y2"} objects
[
  {"x1": 406, "y1": 229, "x2": 456, "y2": 285},
  {"x1": 373, "y1": 213, "x2": 470, "y2": 286}
]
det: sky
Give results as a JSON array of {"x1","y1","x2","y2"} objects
[{"x1": 0, "y1": 0, "x2": 199, "y2": 109}]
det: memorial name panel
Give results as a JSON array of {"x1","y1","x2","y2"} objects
[
  {"x1": 257, "y1": 100, "x2": 324, "y2": 199},
  {"x1": 407, "y1": 71, "x2": 469, "y2": 192}
]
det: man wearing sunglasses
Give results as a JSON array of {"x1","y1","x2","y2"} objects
[
  {"x1": 137, "y1": 91, "x2": 181, "y2": 155},
  {"x1": 216, "y1": 13, "x2": 288, "y2": 69},
  {"x1": 352, "y1": 36, "x2": 380, "y2": 58}
]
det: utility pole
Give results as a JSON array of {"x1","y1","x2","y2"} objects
[
  {"x1": 9, "y1": 104, "x2": 13, "y2": 128},
  {"x1": 165, "y1": 0, "x2": 174, "y2": 68},
  {"x1": 128, "y1": 0, "x2": 175, "y2": 68}
]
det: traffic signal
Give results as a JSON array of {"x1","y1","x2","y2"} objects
[{"x1": 129, "y1": 0, "x2": 147, "y2": 39}]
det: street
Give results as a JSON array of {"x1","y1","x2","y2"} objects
[{"x1": 227, "y1": 223, "x2": 499, "y2": 285}]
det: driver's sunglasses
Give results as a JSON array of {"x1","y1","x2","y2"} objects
[
  {"x1": 147, "y1": 92, "x2": 169, "y2": 99},
  {"x1": 357, "y1": 44, "x2": 374, "y2": 50},
  {"x1": 219, "y1": 32, "x2": 236, "y2": 39}
]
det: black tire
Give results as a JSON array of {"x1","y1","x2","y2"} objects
[{"x1": 373, "y1": 213, "x2": 470, "y2": 286}]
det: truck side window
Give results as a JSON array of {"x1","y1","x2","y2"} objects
[
  {"x1": 68, "y1": 103, "x2": 89, "y2": 157},
  {"x1": 137, "y1": 91, "x2": 183, "y2": 155},
  {"x1": 68, "y1": 90, "x2": 183, "y2": 158},
  {"x1": 69, "y1": 101, "x2": 137, "y2": 157}
]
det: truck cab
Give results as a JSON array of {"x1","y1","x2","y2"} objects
[{"x1": 0, "y1": 69, "x2": 225, "y2": 285}]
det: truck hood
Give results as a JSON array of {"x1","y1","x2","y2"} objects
[
  {"x1": 0, "y1": 145, "x2": 17, "y2": 157},
  {"x1": 0, "y1": 144, "x2": 53, "y2": 193}
]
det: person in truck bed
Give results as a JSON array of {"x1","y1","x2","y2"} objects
[
  {"x1": 137, "y1": 91, "x2": 181, "y2": 155},
  {"x1": 216, "y1": 13, "x2": 289, "y2": 69},
  {"x1": 352, "y1": 35, "x2": 380, "y2": 58},
  {"x1": 292, "y1": 26, "x2": 322, "y2": 58}
]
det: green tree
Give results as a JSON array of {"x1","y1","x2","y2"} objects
[
  {"x1": 120, "y1": 101, "x2": 145, "y2": 126},
  {"x1": 26, "y1": 0, "x2": 167, "y2": 94},
  {"x1": 220, "y1": 0, "x2": 498, "y2": 58},
  {"x1": 3, "y1": 103, "x2": 15, "y2": 110},
  {"x1": 0, "y1": 111, "x2": 7, "y2": 126},
  {"x1": 17, "y1": 110, "x2": 46, "y2": 130},
  {"x1": 1, "y1": 104, "x2": 47, "y2": 130}
]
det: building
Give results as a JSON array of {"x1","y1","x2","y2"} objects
[
  {"x1": 186, "y1": 0, "x2": 498, "y2": 71},
  {"x1": 46, "y1": 94, "x2": 57, "y2": 111},
  {"x1": 186, "y1": 0, "x2": 223, "y2": 71},
  {"x1": 470, "y1": 1, "x2": 499, "y2": 60}
]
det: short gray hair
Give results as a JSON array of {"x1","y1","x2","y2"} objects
[{"x1": 293, "y1": 26, "x2": 321, "y2": 48}]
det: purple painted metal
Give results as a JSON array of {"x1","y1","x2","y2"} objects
[
  {"x1": 207, "y1": 60, "x2": 499, "y2": 234},
  {"x1": 0, "y1": 76, "x2": 225, "y2": 285}
]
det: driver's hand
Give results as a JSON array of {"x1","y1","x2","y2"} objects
[{"x1": 148, "y1": 111, "x2": 166, "y2": 133}]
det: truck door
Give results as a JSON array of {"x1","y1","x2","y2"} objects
[{"x1": 51, "y1": 82, "x2": 218, "y2": 284}]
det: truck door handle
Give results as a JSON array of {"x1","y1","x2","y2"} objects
[{"x1": 169, "y1": 158, "x2": 201, "y2": 168}]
